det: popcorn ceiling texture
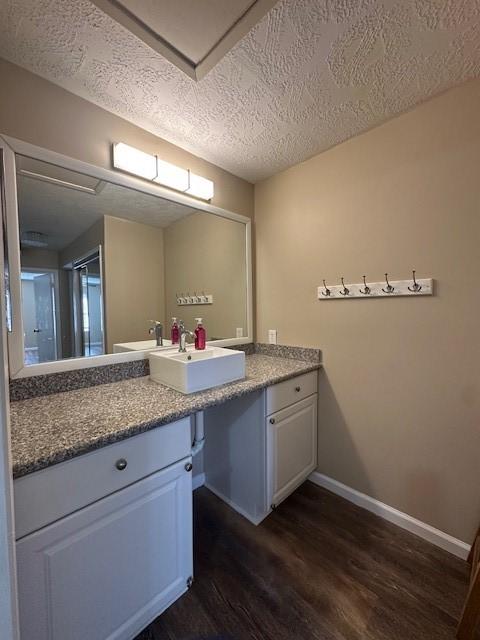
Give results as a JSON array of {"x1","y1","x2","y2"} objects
[{"x1": 1, "y1": 0, "x2": 479, "y2": 181}]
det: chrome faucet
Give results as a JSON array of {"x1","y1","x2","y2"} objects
[
  {"x1": 149, "y1": 320, "x2": 163, "y2": 346},
  {"x1": 178, "y1": 320, "x2": 195, "y2": 353}
]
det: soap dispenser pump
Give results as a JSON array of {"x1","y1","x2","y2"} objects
[
  {"x1": 171, "y1": 317, "x2": 179, "y2": 345},
  {"x1": 194, "y1": 318, "x2": 206, "y2": 350}
]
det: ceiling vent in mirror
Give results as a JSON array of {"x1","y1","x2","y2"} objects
[
  {"x1": 20, "y1": 231, "x2": 49, "y2": 249},
  {"x1": 113, "y1": 143, "x2": 214, "y2": 201},
  {"x1": 17, "y1": 168, "x2": 104, "y2": 196}
]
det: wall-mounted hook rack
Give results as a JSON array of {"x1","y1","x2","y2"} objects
[
  {"x1": 382, "y1": 273, "x2": 395, "y2": 294},
  {"x1": 339, "y1": 277, "x2": 349, "y2": 296},
  {"x1": 359, "y1": 275, "x2": 371, "y2": 295},
  {"x1": 408, "y1": 270, "x2": 422, "y2": 293},
  {"x1": 317, "y1": 275, "x2": 433, "y2": 300},
  {"x1": 321, "y1": 279, "x2": 331, "y2": 297}
]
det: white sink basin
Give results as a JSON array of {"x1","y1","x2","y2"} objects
[
  {"x1": 149, "y1": 346, "x2": 245, "y2": 394},
  {"x1": 113, "y1": 339, "x2": 172, "y2": 353}
]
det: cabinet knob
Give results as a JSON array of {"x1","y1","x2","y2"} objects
[
  {"x1": 185, "y1": 462, "x2": 193, "y2": 472},
  {"x1": 115, "y1": 458, "x2": 127, "y2": 471},
  {"x1": 269, "y1": 418, "x2": 275, "y2": 424},
  {"x1": 295, "y1": 386, "x2": 301, "y2": 392}
]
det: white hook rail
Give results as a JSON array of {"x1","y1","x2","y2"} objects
[{"x1": 318, "y1": 275, "x2": 433, "y2": 300}]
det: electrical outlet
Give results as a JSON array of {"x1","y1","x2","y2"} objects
[
  {"x1": 268, "y1": 329, "x2": 277, "y2": 345},
  {"x1": 236, "y1": 327, "x2": 243, "y2": 338}
]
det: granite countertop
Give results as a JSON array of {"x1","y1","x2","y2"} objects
[{"x1": 10, "y1": 354, "x2": 321, "y2": 479}]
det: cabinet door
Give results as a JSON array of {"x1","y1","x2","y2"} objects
[
  {"x1": 16, "y1": 458, "x2": 193, "y2": 640},
  {"x1": 267, "y1": 394, "x2": 317, "y2": 508}
]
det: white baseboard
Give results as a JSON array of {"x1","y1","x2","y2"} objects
[
  {"x1": 192, "y1": 472, "x2": 205, "y2": 491},
  {"x1": 309, "y1": 471, "x2": 470, "y2": 560}
]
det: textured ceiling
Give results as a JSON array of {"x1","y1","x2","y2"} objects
[
  {"x1": 1, "y1": 0, "x2": 480, "y2": 182},
  {"x1": 18, "y1": 160, "x2": 198, "y2": 251},
  {"x1": 110, "y1": 0, "x2": 257, "y2": 64}
]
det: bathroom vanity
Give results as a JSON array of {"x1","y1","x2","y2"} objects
[
  {"x1": 205, "y1": 369, "x2": 318, "y2": 523},
  {"x1": 15, "y1": 420, "x2": 193, "y2": 640},
  {"x1": 10, "y1": 352, "x2": 320, "y2": 640},
  {"x1": 0, "y1": 135, "x2": 321, "y2": 639}
]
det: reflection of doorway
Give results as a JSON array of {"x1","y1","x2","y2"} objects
[
  {"x1": 71, "y1": 250, "x2": 104, "y2": 357},
  {"x1": 21, "y1": 269, "x2": 60, "y2": 364}
]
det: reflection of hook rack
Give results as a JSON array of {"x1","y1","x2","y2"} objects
[
  {"x1": 359, "y1": 275, "x2": 371, "y2": 295},
  {"x1": 339, "y1": 277, "x2": 349, "y2": 296},
  {"x1": 177, "y1": 292, "x2": 213, "y2": 305},
  {"x1": 408, "y1": 270, "x2": 422, "y2": 292},
  {"x1": 321, "y1": 279, "x2": 331, "y2": 297},
  {"x1": 382, "y1": 273, "x2": 395, "y2": 294}
]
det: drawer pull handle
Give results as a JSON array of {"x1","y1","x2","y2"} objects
[
  {"x1": 269, "y1": 418, "x2": 275, "y2": 424},
  {"x1": 185, "y1": 462, "x2": 193, "y2": 472},
  {"x1": 115, "y1": 458, "x2": 127, "y2": 471},
  {"x1": 295, "y1": 386, "x2": 301, "y2": 392}
]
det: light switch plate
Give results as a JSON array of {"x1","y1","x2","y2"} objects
[{"x1": 268, "y1": 329, "x2": 277, "y2": 345}]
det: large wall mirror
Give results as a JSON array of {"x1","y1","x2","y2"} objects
[{"x1": 0, "y1": 137, "x2": 252, "y2": 378}]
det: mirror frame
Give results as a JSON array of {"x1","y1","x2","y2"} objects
[{"x1": 0, "y1": 135, "x2": 253, "y2": 379}]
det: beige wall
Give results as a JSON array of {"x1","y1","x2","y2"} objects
[
  {"x1": 255, "y1": 79, "x2": 480, "y2": 543},
  {"x1": 0, "y1": 58, "x2": 254, "y2": 219},
  {"x1": 104, "y1": 216, "x2": 165, "y2": 351},
  {"x1": 164, "y1": 212, "x2": 247, "y2": 340},
  {"x1": 60, "y1": 219, "x2": 104, "y2": 268},
  {"x1": 21, "y1": 248, "x2": 59, "y2": 270}
]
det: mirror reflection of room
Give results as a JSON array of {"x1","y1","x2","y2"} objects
[{"x1": 16, "y1": 155, "x2": 248, "y2": 365}]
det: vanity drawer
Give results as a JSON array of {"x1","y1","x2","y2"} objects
[
  {"x1": 266, "y1": 371, "x2": 318, "y2": 415},
  {"x1": 14, "y1": 417, "x2": 192, "y2": 539}
]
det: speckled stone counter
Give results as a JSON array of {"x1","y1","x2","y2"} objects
[{"x1": 11, "y1": 354, "x2": 321, "y2": 479}]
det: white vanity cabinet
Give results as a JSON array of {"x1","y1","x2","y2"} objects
[
  {"x1": 204, "y1": 370, "x2": 318, "y2": 524},
  {"x1": 14, "y1": 418, "x2": 193, "y2": 640},
  {"x1": 267, "y1": 394, "x2": 317, "y2": 508},
  {"x1": 265, "y1": 372, "x2": 318, "y2": 508}
]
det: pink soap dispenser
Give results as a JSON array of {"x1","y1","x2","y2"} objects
[
  {"x1": 194, "y1": 318, "x2": 206, "y2": 350},
  {"x1": 171, "y1": 317, "x2": 179, "y2": 345}
]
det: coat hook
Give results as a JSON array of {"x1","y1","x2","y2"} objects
[
  {"x1": 339, "y1": 277, "x2": 349, "y2": 296},
  {"x1": 382, "y1": 273, "x2": 394, "y2": 294},
  {"x1": 322, "y1": 279, "x2": 331, "y2": 297},
  {"x1": 359, "y1": 275, "x2": 371, "y2": 295},
  {"x1": 408, "y1": 270, "x2": 422, "y2": 293}
]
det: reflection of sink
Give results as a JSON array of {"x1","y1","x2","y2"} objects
[
  {"x1": 149, "y1": 346, "x2": 245, "y2": 394},
  {"x1": 113, "y1": 339, "x2": 172, "y2": 353}
]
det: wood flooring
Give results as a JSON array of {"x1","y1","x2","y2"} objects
[{"x1": 135, "y1": 482, "x2": 471, "y2": 640}]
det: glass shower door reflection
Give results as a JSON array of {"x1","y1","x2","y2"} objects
[{"x1": 77, "y1": 254, "x2": 104, "y2": 357}]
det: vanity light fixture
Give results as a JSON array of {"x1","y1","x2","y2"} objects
[
  {"x1": 112, "y1": 143, "x2": 158, "y2": 181},
  {"x1": 186, "y1": 173, "x2": 215, "y2": 200},
  {"x1": 154, "y1": 158, "x2": 189, "y2": 192},
  {"x1": 112, "y1": 143, "x2": 214, "y2": 201}
]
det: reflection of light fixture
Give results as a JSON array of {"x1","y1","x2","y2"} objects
[
  {"x1": 21, "y1": 231, "x2": 48, "y2": 248},
  {"x1": 112, "y1": 143, "x2": 214, "y2": 201}
]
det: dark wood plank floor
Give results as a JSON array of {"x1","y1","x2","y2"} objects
[{"x1": 136, "y1": 482, "x2": 470, "y2": 640}]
